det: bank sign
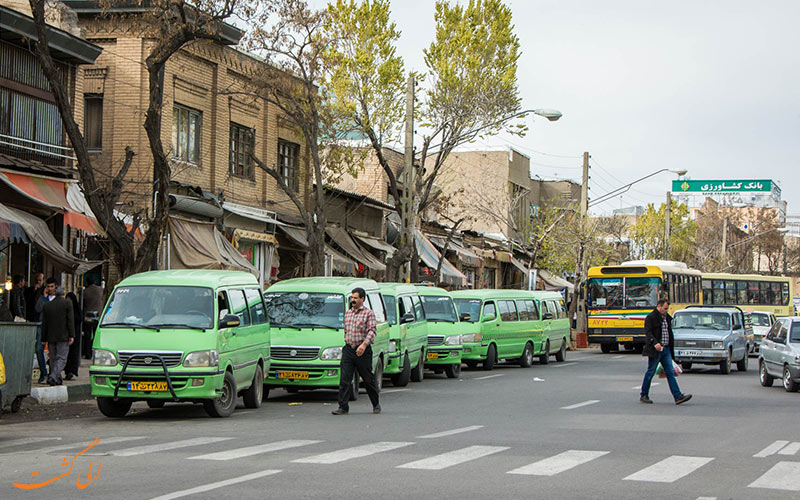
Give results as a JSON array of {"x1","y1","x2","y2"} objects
[{"x1": 672, "y1": 179, "x2": 777, "y2": 195}]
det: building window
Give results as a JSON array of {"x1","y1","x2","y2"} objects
[
  {"x1": 230, "y1": 122, "x2": 254, "y2": 179},
  {"x1": 172, "y1": 104, "x2": 201, "y2": 165},
  {"x1": 278, "y1": 139, "x2": 300, "y2": 191},
  {"x1": 84, "y1": 94, "x2": 102, "y2": 151}
]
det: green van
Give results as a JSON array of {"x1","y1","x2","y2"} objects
[
  {"x1": 531, "y1": 290, "x2": 571, "y2": 364},
  {"x1": 451, "y1": 289, "x2": 548, "y2": 370},
  {"x1": 262, "y1": 277, "x2": 390, "y2": 398},
  {"x1": 379, "y1": 283, "x2": 429, "y2": 386},
  {"x1": 90, "y1": 270, "x2": 270, "y2": 418},
  {"x1": 416, "y1": 285, "x2": 464, "y2": 378}
]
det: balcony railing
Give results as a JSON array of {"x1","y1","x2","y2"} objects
[{"x1": 0, "y1": 133, "x2": 75, "y2": 166}]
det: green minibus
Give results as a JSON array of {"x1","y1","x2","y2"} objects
[
  {"x1": 416, "y1": 285, "x2": 464, "y2": 378},
  {"x1": 379, "y1": 283, "x2": 429, "y2": 386},
  {"x1": 531, "y1": 290, "x2": 571, "y2": 364},
  {"x1": 262, "y1": 277, "x2": 390, "y2": 399},
  {"x1": 90, "y1": 270, "x2": 270, "y2": 418}
]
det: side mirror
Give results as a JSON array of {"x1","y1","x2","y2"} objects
[
  {"x1": 400, "y1": 313, "x2": 415, "y2": 324},
  {"x1": 482, "y1": 314, "x2": 496, "y2": 322},
  {"x1": 542, "y1": 312, "x2": 554, "y2": 320},
  {"x1": 459, "y1": 312, "x2": 471, "y2": 322},
  {"x1": 775, "y1": 337, "x2": 786, "y2": 345},
  {"x1": 219, "y1": 314, "x2": 241, "y2": 329}
]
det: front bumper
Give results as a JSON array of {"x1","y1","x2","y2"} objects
[
  {"x1": 673, "y1": 349, "x2": 728, "y2": 364},
  {"x1": 384, "y1": 351, "x2": 403, "y2": 374},
  {"x1": 461, "y1": 342, "x2": 487, "y2": 361},
  {"x1": 588, "y1": 331, "x2": 646, "y2": 345},
  {"x1": 424, "y1": 346, "x2": 463, "y2": 365},
  {"x1": 265, "y1": 362, "x2": 341, "y2": 389},
  {"x1": 90, "y1": 368, "x2": 224, "y2": 400}
]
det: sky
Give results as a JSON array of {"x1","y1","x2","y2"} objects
[{"x1": 309, "y1": 0, "x2": 800, "y2": 217}]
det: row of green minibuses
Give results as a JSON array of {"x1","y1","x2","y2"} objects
[{"x1": 88, "y1": 271, "x2": 571, "y2": 418}]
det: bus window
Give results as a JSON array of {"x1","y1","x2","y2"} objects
[
  {"x1": 736, "y1": 281, "x2": 748, "y2": 304},
  {"x1": 771, "y1": 282, "x2": 781, "y2": 305},
  {"x1": 498, "y1": 300, "x2": 518, "y2": 322},
  {"x1": 762, "y1": 282, "x2": 773, "y2": 305},
  {"x1": 529, "y1": 300, "x2": 540, "y2": 320},
  {"x1": 712, "y1": 280, "x2": 725, "y2": 305},
  {"x1": 702, "y1": 279, "x2": 712, "y2": 305},
  {"x1": 516, "y1": 300, "x2": 530, "y2": 321},
  {"x1": 782, "y1": 282, "x2": 790, "y2": 305},
  {"x1": 748, "y1": 281, "x2": 760, "y2": 304},
  {"x1": 587, "y1": 278, "x2": 623, "y2": 308},
  {"x1": 625, "y1": 277, "x2": 660, "y2": 308}
]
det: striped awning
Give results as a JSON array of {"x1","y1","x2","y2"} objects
[
  {"x1": 414, "y1": 230, "x2": 466, "y2": 286},
  {"x1": 0, "y1": 215, "x2": 28, "y2": 243}
]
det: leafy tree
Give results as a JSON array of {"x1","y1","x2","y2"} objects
[{"x1": 628, "y1": 200, "x2": 696, "y2": 263}]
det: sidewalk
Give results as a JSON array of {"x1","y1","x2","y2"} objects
[{"x1": 30, "y1": 357, "x2": 93, "y2": 404}]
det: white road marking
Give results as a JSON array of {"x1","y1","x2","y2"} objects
[
  {"x1": 110, "y1": 437, "x2": 233, "y2": 457},
  {"x1": 149, "y1": 470, "x2": 281, "y2": 500},
  {"x1": 397, "y1": 445, "x2": 509, "y2": 470},
  {"x1": 417, "y1": 426, "x2": 484, "y2": 439},
  {"x1": 749, "y1": 462, "x2": 800, "y2": 491},
  {"x1": 474, "y1": 374, "x2": 504, "y2": 380},
  {"x1": 0, "y1": 436, "x2": 146, "y2": 456},
  {"x1": 381, "y1": 389, "x2": 410, "y2": 393},
  {"x1": 754, "y1": 440, "x2": 790, "y2": 458},
  {"x1": 551, "y1": 362, "x2": 577, "y2": 368},
  {"x1": 560, "y1": 400, "x2": 600, "y2": 410},
  {"x1": 507, "y1": 450, "x2": 609, "y2": 476},
  {"x1": 612, "y1": 355, "x2": 626, "y2": 359},
  {"x1": 0, "y1": 437, "x2": 61, "y2": 450},
  {"x1": 778, "y1": 442, "x2": 800, "y2": 456},
  {"x1": 188, "y1": 439, "x2": 321, "y2": 461},
  {"x1": 624, "y1": 456, "x2": 714, "y2": 483},
  {"x1": 633, "y1": 383, "x2": 659, "y2": 390},
  {"x1": 293, "y1": 441, "x2": 414, "y2": 464},
  {"x1": 696, "y1": 497, "x2": 717, "y2": 500}
]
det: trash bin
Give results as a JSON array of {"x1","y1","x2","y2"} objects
[{"x1": 0, "y1": 321, "x2": 36, "y2": 414}]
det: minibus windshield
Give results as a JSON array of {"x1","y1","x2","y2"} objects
[
  {"x1": 264, "y1": 292, "x2": 345, "y2": 329},
  {"x1": 100, "y1": 286, "x2": 214, "y2": 330},
  {"x1": 420, "y1": 295, "x2": 458, "y2": 323},
  {"x1": 453, "y1": 298, "x2": 482, "y2": 323}
]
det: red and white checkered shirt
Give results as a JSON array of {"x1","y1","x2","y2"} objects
[{"x1": 344, "y1": 306, "x2": 377, "y2": 347}]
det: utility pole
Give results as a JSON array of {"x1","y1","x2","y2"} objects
[
  {"x1": 721, "y1": 217, "x2": 728, "y2": 265},
  {"x1": 580, "y1": 152, "x2": 589, "y2": 216},
  {"x1": 664, "y1": 191, "x2": 672, "y2": 259},
  {"x1": 400, "y1": 75, "x2": 415, "y2": 282}
]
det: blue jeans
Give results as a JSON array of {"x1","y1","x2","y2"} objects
[
  {"x1": 641, "y1": 349, "x2": 682, "y2": 400},
  {"x1": 35, "y1": 325, "x2": 48, "y2": 379}
]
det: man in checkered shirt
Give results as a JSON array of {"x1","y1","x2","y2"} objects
[{"x1": 332, "y1": 287, "x2": 381, "y2": 415}]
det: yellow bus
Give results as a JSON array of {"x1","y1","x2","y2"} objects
[
  {"x1": 586, "y1": 260, "x2": 702, "y2": 353},
  {"x1": 700, "y1": 273, "x2": 794, "y2": 317}
]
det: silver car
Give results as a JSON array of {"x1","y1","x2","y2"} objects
[
  {"x1": 758, "y1": 316, "x2": 800, "y2": 392},
  {"x1": 672, "y1": 306, "x2": 751, "y2": 374},
  {"x1": 748, "y1": 311, "x2": 776, "y2": 356}
]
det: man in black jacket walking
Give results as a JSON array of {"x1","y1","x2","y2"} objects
[
  {"x1": 640, "y1": 298, "x2": 692, "y2": 405},
  {"x1": 41, "y1": 287, "x2": 75, "y2": 385}
]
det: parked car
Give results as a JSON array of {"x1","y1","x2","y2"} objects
[
  {"x1": 416, "y1": 285, "x2": 463, "y2": 379},
  {"x1": 672, "y1": 305, "x2": 751, "y2": 374},
  {"x1": 379, "y1": 283, "x2": 429, "y2": 386},
  {"x1": 747, "y1": 310, "x2": 777, "y2": 356},
  {"x1": 758, "y1": 316, "x2": 800, "y2": 392}
]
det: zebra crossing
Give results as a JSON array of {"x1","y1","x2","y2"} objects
[{"x1": 4, "y1": 434, "x2": 800, "y2": 492}]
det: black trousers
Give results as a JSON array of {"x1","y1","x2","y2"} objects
[{"x1": 337, "y1": 344, "x2": 380, "y2": 411}]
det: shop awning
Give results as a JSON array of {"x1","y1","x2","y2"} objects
[
  {"x1": 326, "y1": 226, "x2": 386, "y2": 272},
  {"x1": 0, "y1": 215, "x2": 28, "y2": 243},
  {"x1": 0, "y1": 202, "x2": 100, "y2": 273},
  {"x1": 414, "y1": 230, "x2": 466, "y2": 286},
  {"x1": 168, "y1": 216, "x2": 257, "y2": 276},
  {"x1": 233, "y1": 228, "x2": 277, "y2": 245},
  {"x1": 326, "y1": 244, "x2": 357, "y2": 275},
  {"x1": 494, "y1": 250, "x2": 513, "y2": 263},
  {"x1": 448, "y1": 241, "x2": 482, "y2": 268},
  {"x1": 509, "y1": 256, "x2": 528, "y2": 275},
  {"x1": 538, "y1": 269, "x2": 574, "y2": 292},
  {"x1": 278, "y1": 225, "x2": 309, "y2": 249},
  {"x1": 354, "y1": 234, "x2": 396, "y2": 257},
  {"x1": 65, "y1": 183, "x2": 102, "y2": 235}
]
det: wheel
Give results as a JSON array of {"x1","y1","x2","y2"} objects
[
  {"x1": 242, "y1": 365, "x2": 264, "y2": 409},
  {"x1": 11, "y1": 396, "x2": 23, "y2": 413},
  {"x1": 391, "y1": 353, "x2": 411, "y2": 387},
  {"x1": 719, "y1": 350, "x2": 732, "y2": 375},
  {"x1": 411, "y1": 351, "x2": 425, "y2": 382},
  {"x1": 464, "y1": 360, "x2": 478, "y2": 370},
  {"x1": 262, "y1": 386, "x2": 271, "y2": 402},
  {"x1": 539, "y1": 341, "x2": 550, "y2": 365},
  {"x1": 146, "y1": 400, "x2": 165, "y2": 409},
  {"x1": 97, "y1": 397, "x2": 132, "y2": 418},
  {"x1": 555, "y1": 339, "x2": 567, "y2": 362},
  {"x1": 736, "y1": 349, "x2": 748, "y2": 372},
  {"x1": 483, "y1": 344, "x2": 497, "y2": 370},
  {"x1": 783, "y1": 365, "x2": 799, "y2": 392},
  {"x1": 444, "y1": 363, "x2": 461, "y2": 378},
  {"x1": 348, "y1": 371, "x2": 359, "y2": 401},
  {"x1": 203, "y1": 371, "x2": 237, "y2": 418},
  {"x1": 600, "y1": 343, "x2": 613, "y2": 354},
  {"x1": 519, "y1": 342, "x2": 534, "y2": 368},
  {"x1": 759, "y1": 360, "x2": 774, "y2": 387},
  {"x1": 374, "y1": 358, "x2": 384, "y2": 392},
  {"x1": 681, "y1": 362, "x2": 693, "y2": 371}
]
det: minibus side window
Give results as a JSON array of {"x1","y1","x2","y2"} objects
[
  {"x1": 411, "y1": 295, "x2": 426, "y2": 322},
  {"x1": 500, "y1": 300, "x2": 518, "y2": 322},
  {"x1": 227, "y1": 289, "x2": 251, "y2": 326},
  {"x1": 218, "y1": 291, "x2": 230, "y2": 320},
  {"x1": 366, "y1": 292, "x2": 387, "y2": 323},
  {"x1": 482, "y1": 302, "x2": 496, "y2": 320},
  {"x1": 529, "y1": 300, "x2": 540, "y2": 320},
  {"x1": 400, "y1": 296, "x2": 415, "y2": 321},
  {"x1": 244, "y1": 288, "x2": 267, "y2": 325},
  {"x1": 516, "y1": 300, "x2": 530, "y2": 321}
]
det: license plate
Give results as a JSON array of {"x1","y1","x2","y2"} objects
[
  {"x1": 618, "y1": 336, "x2": 634, "y2": 342},
  {"x1": 426, "y1": 352, "x2": 439, "y2": 359},
  {"x1": 677, "y1": 350, "x2": 702, "y2": 357},
  {"x1": 127, "y1": 381, "x2": 167, "y2": 391},
  {"x1": 276, "y1": 370, "x2": 309, "y2": 380}
]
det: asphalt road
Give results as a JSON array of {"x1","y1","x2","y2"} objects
[{"x1": 1, "y1": 348, "x2": 798, "y2": 500}]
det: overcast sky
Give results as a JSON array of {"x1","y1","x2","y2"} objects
[{"x1": 306, "y1": 1, "x2": 799, "y2": 216}]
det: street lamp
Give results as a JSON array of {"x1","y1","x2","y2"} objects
[{"x1": 588, "y1": 168, "x2": 687, "y2": 208}]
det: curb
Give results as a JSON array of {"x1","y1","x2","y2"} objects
[{"x1": 29, "y1": 383, "x2": 92, "y2": 405}]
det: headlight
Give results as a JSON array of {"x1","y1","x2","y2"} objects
[
  {"x1": 461, "y1": 333, "x2": 481, "y2": 343},
  {"x1": 793, "y1": 355, "x2": 800, "y2": 365},
  {"x1": 388, "y1": 340, "x2": 397, "y2": 353},
  {"x1": 712, "y1": 341, "x2": 724, "y2": 349},
  {"x1": 320, "y1": 347, "x2": 343, "y2": 361},
  {"x1": 445, "y1": 335, "x2": 462, "y2": 345},
  {"x1": 183, "y1": 350, "x2": 219, "y2": 367},
  {"x1": 92, "y1": 349, "x2": 117, "y2": 366}
]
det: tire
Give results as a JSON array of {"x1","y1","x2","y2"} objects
[
  {"x1": 374, "y1": 358, "x2": 384, "y2": 392},
  {"x1": 719, "y1": 350, "x2": 732, "y2": 375},
  {"x1": 519, "y1": 342, "x2": 534, "y2": 368},
  {"x1": 759, "y1": 360, "x2": 774, "y2": 387},
  {"x1": 736, "y1": 349, "x2": 748, "y2": 372},
  {"x1": 262, "y1": 386, "x2": 271, "y2": 402},
  {"x1": 539, "y1": 341, "x2": 550, "y2": 365},
  {"x1": 203, "y1": 371, "x2": 237, "y2": 418},
  {"x1": 783, "y1": 365, "x2": 799, "y2": 392},
  {"x1": 600, "y1": 343, "x2": 613, "y2": 354},
  {"x1": 97, "y1": 397, "x2": 132, "y2": 418},
  {"x1": 681, "y1": 362, "x2": 693, "y2": 371},
  {"x1": 391, "y1": 353, "x2": 411, "y2": 387},
  {"x1": 411, "y1": 351, "x2": 425, "y2": 382},
  {"x1": 349, "y1": 371, "x2": 359, "y2": 401},
  {"x1": 444, "y1": 363, "x2": 461, "y2": 379},
  {"x1": 465, "y1": 360, "x2": 478, "y2": 370},
  {"x1": 483, "y1": 344, "x2": 497, "y2": 371},
  {"x1": 555, "y1": 339, "x2": 567, "y2": 362},
  {"x1": 11, "y1": 396, "x2": 23, "y2": 413},
  {"x1": 146, "y1": 400, "x2": 165, "y2": 409},
  {"x1": 242, "y1": 365, "x2": 264, "y2": 409}
]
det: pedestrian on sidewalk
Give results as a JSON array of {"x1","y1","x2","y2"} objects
[
  {"x1": 640, "y1": 298, "x2": 692, "y2": 405},
  {"x1": 41, "y1": 286, "x2": 75, "y2": 386},
  {"x1": 332, "y1": 287, "x2": 381, "y2": 415},
  {"x1": 10, "y1": 274, "x2": 26, "y2": 321},
  {"x1": 64, "y1": 292, "x2": 82, "y2": 380},
  {"x1": 25, "y1": 272, "x2": 44, "y2": 321},
  {"x1": 81, "y1": 276, "x2": 103, "y2": 359},
  {"x1": 33, "y1": 278, "x2": 56, "y2": 384}
]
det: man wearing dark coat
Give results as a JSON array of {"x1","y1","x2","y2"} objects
[
  {"x1": 640, "y1": 298, "x2": 692, "y2": 405},
  {"x1": 41, "y1": 287, "x2": 75, "y2": 386}
]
